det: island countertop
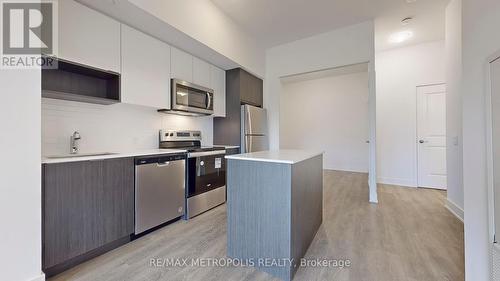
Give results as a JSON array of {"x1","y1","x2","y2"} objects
[{"x1": 225, "y1": 149, "x2": 323, "y2": 164}]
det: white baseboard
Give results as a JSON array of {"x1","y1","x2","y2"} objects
[
  {"x1": 492, "y1": 243, "x2": 500, "y2": 281},
  {"x1": 445, "y1": 198, "x2": 464, "y2": 222},
  {"x1": 377, "y1": 177, "x2": 416, "y2": 188},
  {"x1": 29, "y1": 272, "x2": 45, "y2": 281},
  {"x1": 324, "y1": 167, "x2": 368, "y2": 173}
]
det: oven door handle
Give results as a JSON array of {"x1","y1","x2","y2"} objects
[{"x1": 188, "y1": 150, "x2": 226, "y2": 158}]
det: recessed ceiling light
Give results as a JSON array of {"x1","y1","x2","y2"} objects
[
  {"x1": 406, "y1": 0, "x2": 417, "y2": 3},
  {"x1": 388, "y1": 30, "x2": 414, "y2": 44}
]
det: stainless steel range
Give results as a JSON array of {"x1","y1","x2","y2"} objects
[{"x1": 159, "y1": 130, "x2": 226, "y2": 219}]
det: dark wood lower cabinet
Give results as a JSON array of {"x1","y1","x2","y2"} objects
[{"x1": 42, "y1": 157, "x2": 134, "y2": 276}]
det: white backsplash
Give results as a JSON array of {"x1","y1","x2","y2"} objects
[{"x1": 42, "y1": 98, "x2": 213, "y2": 155}]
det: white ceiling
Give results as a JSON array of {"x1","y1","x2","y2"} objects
[{"x1": 210, "y1": 0, "x2": 449, "y2": 51}]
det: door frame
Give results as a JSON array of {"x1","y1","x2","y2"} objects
[
  {"x1": 485, "y1": 50, "x2": 500, "y2": 244},
  {"x1": 415, "y1": 83, "x2": 447, "y2": 189},
  {"x1": 368, "y1": 61, "x2": 378, "y2": 203}
]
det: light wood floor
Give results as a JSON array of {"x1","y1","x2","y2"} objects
[{"x1": 50, "y1": 170, "x2": 464, "y2": 281}]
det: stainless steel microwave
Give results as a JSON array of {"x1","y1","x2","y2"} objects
[{"x1": 163, "y1": 79, "x2": 214, "y2": 116}]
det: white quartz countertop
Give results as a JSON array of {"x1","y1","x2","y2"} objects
[
  {"x1": 42, "y1": 149, "x2": 187, "y2": 164},
  {"x1": 225, "y1": 150, "x2": 323, "y2": 164},
  {"x1": 214, "y1": 145, "x2": 240, "y2": 149}
]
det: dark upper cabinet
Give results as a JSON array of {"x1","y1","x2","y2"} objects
[
  {"x1": 42, "y1": 157, "x2": 134, "y2": 273},
  {"x1": 239, "y1": 69, "x2": 263, "y2": 107},
  {"x1": 213, "y1": 68, "x2": 263, "y2": 146},
  {"x1": 42, "y1": 57, "x2": 121, "y2": 105}
]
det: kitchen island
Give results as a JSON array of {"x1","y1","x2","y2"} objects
[{"x1": 225, "y1": 150, "x2": 323, "y2": 281}]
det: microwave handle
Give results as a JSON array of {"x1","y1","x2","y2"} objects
[{"x1": 206, "y1": 92, "x2": 212, "y2": 109}]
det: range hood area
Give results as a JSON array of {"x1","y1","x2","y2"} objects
[{"x1": 157, "y1": 108, "x2": 211, "y2": 117}]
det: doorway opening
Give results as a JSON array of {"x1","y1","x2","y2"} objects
[{"x1": 279, "y1": 63, "x2": 376, "y2": 201}]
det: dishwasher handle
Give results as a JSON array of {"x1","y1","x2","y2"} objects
[{"x1": 135, "y1": 153, "x2": 185, "y2": 165}]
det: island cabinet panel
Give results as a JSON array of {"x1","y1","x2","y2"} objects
[
  {"x1": 227, "y1": 160, "x2": 292, "y2": 280},
  {"x1": 290, "y1": 156, "x2": 323, "y2": 267},
  {"x1": 226, "y1": 154, "x2": 323, "y2": 281},
  {"x1": 42, "y1": 158, "x2": 134, "y2": 275}
]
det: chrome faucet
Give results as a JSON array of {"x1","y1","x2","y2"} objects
[{"x1": 70, "y1": 131, "x2": 81, "y2": 154}]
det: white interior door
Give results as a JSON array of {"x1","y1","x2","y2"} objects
[{"x1": 417, "y1": 84, "x2": 447, "y2": 189}]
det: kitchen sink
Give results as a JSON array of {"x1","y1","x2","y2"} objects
[{"x1": 45, "y1": 152, "x2": 118, "y2": 159}]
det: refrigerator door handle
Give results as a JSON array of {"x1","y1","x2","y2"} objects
[{"x1": 245, "y1": 106, "x2": 251, "y2": 134}]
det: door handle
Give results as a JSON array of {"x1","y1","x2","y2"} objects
[
  {"x1": 206, "y1": 92, "x2": 212, "y2": 109},
  {"x1": 419, "y1": 140, "x2": 425, "y2": 144},
  {"x1": 157, "y1": 162, "x2": 170, "y2": 167}
]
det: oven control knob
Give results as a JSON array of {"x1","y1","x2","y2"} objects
[{"x1": 200, "y1": 161, "x2": 204, "y2": 166}]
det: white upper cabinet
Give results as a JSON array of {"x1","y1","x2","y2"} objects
[
  {"x1": 58, "y1": 0, "x2": 120, "y2": 72},
  {"x1": 193, "y1": 57, "x2": 211, "y2": 88},
  {"x1": 171, "y1": 47, "x2": 224, "y2": 116},
  {"x1": 121, "y1": 25, "x2": 171, "y2": 109},
  {"x1": 171, "y1": 47, "x2": 193, "y2": 82},
  {"x1": 211, "y1": 66, "x2": 226, "y2": 117}
]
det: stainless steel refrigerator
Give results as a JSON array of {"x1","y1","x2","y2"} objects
[{"x1": 241, "y1": 104, "x2": 269, "y2": 153}]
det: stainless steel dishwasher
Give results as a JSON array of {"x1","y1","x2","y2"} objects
[{"x1": 135, "y1": 154, "x2": 185, "y2": 234}]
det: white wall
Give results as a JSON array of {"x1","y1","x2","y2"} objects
[
  {"x1": 0, "y1": 69, "x2": 44, "y2": 280},
  {"x1": 280, "y1": 71, "x2": 369, "y2": 172},
  {"x1": 127, "y1": 0, "x2": 265, "y2": 77},
  {"x1": 266, "y1": 21, "x2": 375, "y2": 150},
  {"x1": 445, "y1": 0, "x2": 464, "y2": 218},
  {"x1": 265, "y1": 21, "x2": 377, "y2": 202},
  {"x1": 462, "y1": 0, "x2": 500, "y2": 280},
  {"x1": 375, "y1": 41, "x2": 445, "y2": 187},
  {"x1": 42, "y1": 99, "x2": 213, "y2": 155}
]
